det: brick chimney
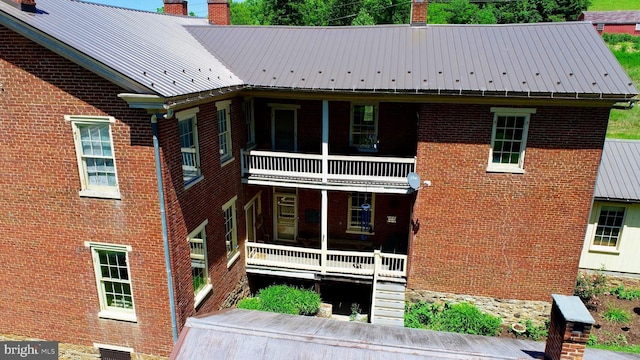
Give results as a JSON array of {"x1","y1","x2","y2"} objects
[
  {"x1": 164, "y1": 0, "x2": 188, "y2": 16},
  {"x1": 13, "y1": 0, "x2": 37, "y2": 13},
  {"x1": 544, "y1": 295, "x2": 594, "y2": 360},
  {"x1": 208, "y1": 0, "x2": 231, "y2": 25},
  {"x1": 410, "y1": 0, "x2": 428, "y2": 25}
]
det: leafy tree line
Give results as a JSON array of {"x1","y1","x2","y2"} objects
[{"x1": 229, "y1": 0, "x2": 590, "y2": 26}]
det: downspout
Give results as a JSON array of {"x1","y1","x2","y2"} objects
[{"x1": 151, "y1": 114, "x2": 179, "y2": 343}]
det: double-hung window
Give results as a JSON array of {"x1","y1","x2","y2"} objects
[
  {"x1": 350, "y1": 103, "x2": 378, "y2": 151},
  {"x1": 67, "y1": 115, "x2": 120, "y2": 199},
  {"x1": 223, "y1": 196, "x2": 239, "y2": 266},
  {"x1": 244, "y1": 99, "x2": 256, "y2": 148},
  {"x1": 86, "y1": 242, "x2": 136, "y2": 322},
  {"x1": 347, "y1": 192, "x2": 375, "y2": 234},
  {"x1": 487, "y1": 108, "x2": 534, "y2": 173},
  {"x1": 177, "y1": 108, "x2": 201, "y2": 187},
  {"x1": 591, "y1": 205, "x2": 625, "y2": 251},
  {"x1": 188, "y1": 220, "x2": 211, "y2": 307},
  {"x1": 217, "y1": 100, "x2": 233, "y2": 163}
]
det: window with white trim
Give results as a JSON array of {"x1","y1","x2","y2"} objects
[
  {"x1": 223, "y1": 196, "x2": 238, "y2": 261},
  {"x1": 350, "y1": 104, "x2": 378, "y2": 151},
  {"x1": 87, "y1": 243, "x2": 135, "y2": 321},
  {"x1": 487, "y1": 108, "x2": 534, "y2": 173},
  {"x1": 217, "y1": 100, "x2": 233, "y2": 162},
  {"x1": 188, "y1": 220, "x2": 210, "y2": 305},
  {"x1": 347, "y1": 192, "x2": 375, "y2": 234},
  {"x1": 66, "y1": 116, "x2": 120, "y2": 199},
  {"x1": 596, "y1": 23, "x2": 604, "y2": 31},
  {"x1": 177, "y1": 108, "x2": 201, "y2": 186},
  {"x1": 244, "y1": 99, "x2": 256, "y2": 148},
  {"x1": 592, "y1": 206, "x2": 625, "y2": 249},
  {"x1": 635, "y1": 23, "x2": 640, "y2": 31}
]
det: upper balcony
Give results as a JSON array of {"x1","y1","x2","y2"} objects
[{"x1": 241, "y1": 150, "x2": 416, "y2": 193}]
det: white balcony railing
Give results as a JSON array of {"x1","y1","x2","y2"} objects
[
  {"x1": 245, "y1": 242, "x2": 407, "y2": 279},
  {"x1": 241, "y1": 150, "x2": 416, "y2": 188}
]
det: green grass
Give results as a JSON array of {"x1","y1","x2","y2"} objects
[
  {"x1": 588, "y1": 343, "x2": 640, "y2": 354},
  {"x1": 602, "y1": 305, "x2": 632, "y2": 324},
  {"x1": 589, "y1": 0, "x2": 640, "y2": 11}
]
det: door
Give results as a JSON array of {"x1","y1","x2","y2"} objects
[
  {"x1": 245, "y1": 193, "x2": 261, "y2": 242},
  {"x1": 272, "y1": 108, "x2": 297, "y2": 152},
  {"x1": 274, "y1": 193, "x2": 297, "y2": 242}
]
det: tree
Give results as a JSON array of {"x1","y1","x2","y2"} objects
[
  {"x1": 428, "y1": 0, "x2": 496, "y2": 25},
  {"x1": 230, "y1": 0, "x2": 265, "y2": 25}
]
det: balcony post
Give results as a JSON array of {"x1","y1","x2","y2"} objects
[
  {"x1": 321, "y1": 189, "x2": 328, "y2": 274},
  {"x1": 322, "y1": 100, "x2": 329, "y2": 184}
]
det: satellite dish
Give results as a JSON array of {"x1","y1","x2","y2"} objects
[{"x1": 407, "y1": 172, "x2": 421, "y2": 190}]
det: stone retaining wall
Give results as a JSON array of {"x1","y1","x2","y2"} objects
[
  {"x1": 220, "y1": 274, "x2": 251, "y2": 310},
  {"x1": 406, "y1": 289, "x2": 552, "y2": 326}
]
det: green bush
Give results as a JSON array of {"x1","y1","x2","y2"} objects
[
  {"x1": 574, "y1": 269, "x2": 607, "y2": 310},
  {"x1": 404, "y1": 301, "x2": 502, "y2": 337},
  {"x1": 237, "y1": 284, "x2": 321, "y2": 316},
  {"x1": 602, "y1": 305, "x2": 632, "y2": 324},
  {"x1": 610, "y1": 285, "x2": 640, "y2": 301}
]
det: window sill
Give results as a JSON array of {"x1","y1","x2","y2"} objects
[
  {"x1": 98, "y1": 310, "x2": 137, "y2": 322},
  {"x1": 346, "y1": 229, "x2": 375, "y2": 236},
  {"x1": 79, "y1": 189, "x2": 121, "y2": 200},
  {"x1": 486, "y1": 165, "x2": 525, "y2": 174},
  {"x1": 221, "y1": 157, "x2": 235, "y2": 168},
  {"x1": 194, "y1": 283, "x2": 213, "y2": 309},
  {"x1": 184, "y1": 175, "x2": 203, "y2": 190},
  {"x1": 355, "y1": 148, "x2": 378, "y2": 153},
  {"x1": 588, "y1": 246, "x2": 620, "y2": 255},
  {"x1": 227, "y1": 251, "x2": 240, "y2": 268}
]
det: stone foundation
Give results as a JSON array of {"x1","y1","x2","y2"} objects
[
  {"x1": 0, "y1": 334, "x2": 166, "y2": 360},
  {"x1": 220, "y1": 274, "x2": 251, "y2": 310},
  {"x1": 406, "y1": 289, "x2": 551, "y2": 326}
]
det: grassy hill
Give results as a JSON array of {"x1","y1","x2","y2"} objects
[{"x1": 589, "y1": 0, "x2": 640, "y2": 11}]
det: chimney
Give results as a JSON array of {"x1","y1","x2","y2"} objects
[
  {"x1": 13, "y1": 0, "x2": 37, "y2": 13},
  {"x1": 208, "y1": 0, "x2": 231, "y2": 25},
  {"x1": 544, "y1": 295, "x2": 594, "y2": 360},
  {"x1": 164, "y1": 0, "x2": 188, "y2": 16},
  {"x1": 410, "y1": 0, "x2": 428, "y2": 26}
]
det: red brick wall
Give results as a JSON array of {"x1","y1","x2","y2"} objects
[
  {"x1": 208, "y1": 0, "x2": 230, "y2": 25},
  {"x1": 0, "y1": 26, "x2": 173, "y2": 355},
  {"x1": 409, "y1": 103, "x2": 609, "y2": 301}
]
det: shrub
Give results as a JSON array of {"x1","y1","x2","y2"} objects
[
  {"x1": 602, "y1": 305, "x2": 632, "y2": 324},
  {"x1": 238, "y1": 284, "x2": 321, "y2": 316},
  {"x1": 434, "y1": 303, "x2": 502, "y2": 336},
  {"x1": 404, "y1": 301, "x2": 501, "y2": 337},
  {"x1": 610, "y1": 285, "x2": 640, "y2": 301},
  {"x1": 508, "y1": 319, "x2": 549, "y2": 341},
  {"x1": 574, "y1": 269, "x2": 607, "y2": 310}
]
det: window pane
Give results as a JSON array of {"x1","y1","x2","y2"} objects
[
  {"x1": 593, "y1": 206, "x2": 625, "y2": 247},
  {"x1": 492, "y1": 115, "x2": 526, "y2": 166}
]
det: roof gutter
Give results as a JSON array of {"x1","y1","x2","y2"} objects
[{"x1": 0, "y1": 9, "x2": 153, "y2": 94}]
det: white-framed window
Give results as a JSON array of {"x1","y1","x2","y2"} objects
[
  {"x1": 596, "y1": 23, "x2": 604, "y2": 31},
  {"x1": 188, "y1": 220, "x2": 211, "y2": 307},
  {"x1": 66, "y1": 115, "x2": 120, "y2": 199},
  {"x1": 487, "y1": 107, "x2": 534, "y2": 173},
  {"x1": 591, "y1": 205, "x2": 626, "y2": 251},
  {"x1": 350, "y1": 103, "x2": 378, "y2": 151},
  {"x1": 635, "y1": 23, "x2": 640, "y2": 31},
  {"x1": 85, "y1": 242, "x2": 136, "y2": 322},
  {"x1": 223, "y1": 196, "x2": 239, "y2": 266},
  {"x1": 217, "y1": 100, "x2": 233, "y2": 163},
  {"x1": 177, "y1": 108, "x2": 201, "y2": 187},
  {"x1": 244, "y1": 99, "x2": 256, "y2": 148},
  {"x1": 347, "y1": 192, "x2": 375, "y2": 234}
]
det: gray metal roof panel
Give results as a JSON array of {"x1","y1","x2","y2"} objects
[
  {"x1": 581, "y1": 11, "x2": 640, "y2": 24},
  {"x1": 595, "y1": 139, "x2": 640, "y2": 201},
  {"x1": 188, "y1": 22, "x2": 637, "y2": 97},
  {"x1": 0, "y1": 0, "x2": 242, "y2": 97}
]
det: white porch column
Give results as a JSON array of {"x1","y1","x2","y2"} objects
[{"x1": 321, "y1": 100, "x2": 329, "y2": 273}]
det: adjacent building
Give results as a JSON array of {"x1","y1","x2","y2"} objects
[
  {"x1": 1, "y1": 0, "x2": 637, "y2": 357},
  {"x1": 578, "y1": 11, "x2": 640, "y2": 35}
]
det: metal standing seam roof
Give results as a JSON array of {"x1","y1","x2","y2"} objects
[
  {"x1": 0, "y1": 0, "x2": 243, "y2": 97},
  {"x1": 595, "y1": 139, "x2": 640, "y2": 202},
  {"x1": 580, "y1": 11, "x2": 640, "y2": 24}
]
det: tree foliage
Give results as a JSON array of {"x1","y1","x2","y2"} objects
[{"x1": 228, "y1": 0, "x2": 591, "y2": 26}]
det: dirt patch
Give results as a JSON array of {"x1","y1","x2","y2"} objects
[{"x1": 591, "y1": 294, "x2": 640, "y2": 346}]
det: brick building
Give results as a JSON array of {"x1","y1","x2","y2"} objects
[{"x1": 0, "y1": 0, "x2": 637, "y2": 358}]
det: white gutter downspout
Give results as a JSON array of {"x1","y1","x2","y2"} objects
[{"x1": 151, "y1": 113, "x2": 179, "y2": 343}]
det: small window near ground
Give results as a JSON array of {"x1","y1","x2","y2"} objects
[
  {"x1": 592, "y1": 206, "x2": 625, "y2": 249},
  {"x1": 99, "y1": 348, "x2": 131, "y2": 360}
]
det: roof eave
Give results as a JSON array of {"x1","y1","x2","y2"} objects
[
  {"x1": 0, "y1": 9, "x2": 155, "y2": 96},
  {"x1": 594, "y1": 197, "x2": 640, "y2": 204}
]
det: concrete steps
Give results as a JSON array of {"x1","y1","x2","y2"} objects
[{"x1": 372, "y1": 281, "x2": 405, "y2": 327}]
